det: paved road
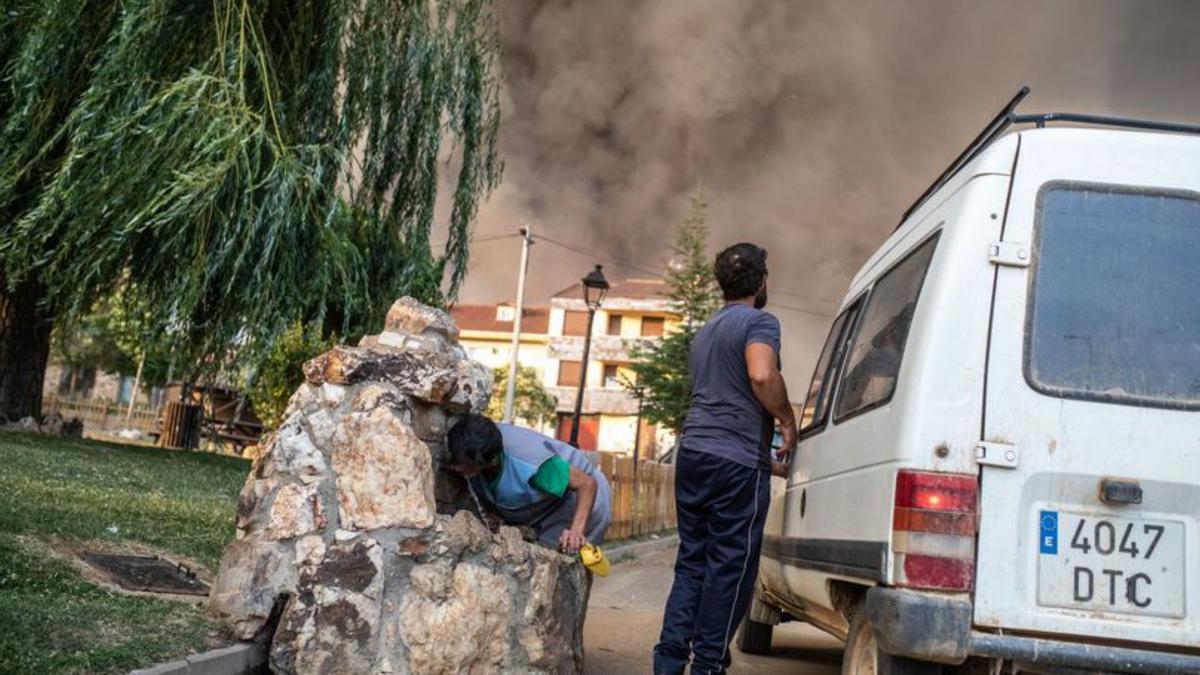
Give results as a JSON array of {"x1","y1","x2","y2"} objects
[{"x1": 584, "y1": 547, "x2": 843, "y2": 674}]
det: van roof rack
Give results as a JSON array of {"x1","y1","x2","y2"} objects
[{"x1": 897, "y1": 86, "x2": 1200, "y2": 230}]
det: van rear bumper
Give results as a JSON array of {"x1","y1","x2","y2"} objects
[
  {"x1": 969, "y1": 632, "x2": 1200, "y2": 674},
  {"x1": 866, "y1": 587, "x2": 1200, "y2": 674}
]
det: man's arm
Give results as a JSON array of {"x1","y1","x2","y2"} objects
[
  {"x1": 746, "y1": 342, "x2": 797, "y2": 464},
  {"x1": 558, "y1": 467, "x2": 597, "y2": 554}
]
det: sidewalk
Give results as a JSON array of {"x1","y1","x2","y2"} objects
[{"x1": 605, "y1": 531, "x2": 679, "y2": 563}]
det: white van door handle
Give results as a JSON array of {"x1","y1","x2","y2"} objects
[
  {"x1": 988, "y1": 241, "x2": 1031, "y2": 268},
  {"x1": 976, "y1": 441, "x2": 1019, "y2": 468}
]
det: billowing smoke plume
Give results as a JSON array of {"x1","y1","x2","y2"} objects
[{"x1": 458, "y1": 0, "x2": 1200, "y2": 382}]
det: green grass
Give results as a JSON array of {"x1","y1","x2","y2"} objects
[{"x1": 0, "y1": 432, "x2": 250, "y2": 674}]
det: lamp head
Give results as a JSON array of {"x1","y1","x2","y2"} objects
[{"x1": 581, "y1": 264, "x2": 610, "y2": 310}]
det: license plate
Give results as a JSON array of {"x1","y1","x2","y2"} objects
[{"x1": 1037, "y1": 510, "x2": 1186, "y2": 618}]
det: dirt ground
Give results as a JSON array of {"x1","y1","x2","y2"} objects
[{"x1": 584, "y1": 547, "x2": 843, "y2": 674}]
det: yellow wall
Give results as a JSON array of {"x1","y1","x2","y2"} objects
[
  {"x1": 458, "y1": 332, "x2": 549, "y2": 380},
  {"x1": 616, "y1": 364, "x2": 637, "y2": 387},
  {"x1": 618, "y1": 312, "x2": 639, "y2": 338},
  {"x1": 587, "y1": 360, "x2": 603, "y2": 387}
]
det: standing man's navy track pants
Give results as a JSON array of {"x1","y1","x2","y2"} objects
[{"x1": 654, "y1": 447, "x2": 770, "y2": 675}]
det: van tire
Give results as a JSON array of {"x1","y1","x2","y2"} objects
[
  {"x1": 842, "y1": 609, "x2": 941, "y2": 675},
  {"x1": 737, "y1": 612, "x2": 774, "y2": 655}
]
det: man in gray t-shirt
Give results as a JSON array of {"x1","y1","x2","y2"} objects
[
  {"x1": 653, "y1": 243, "x2": 797, "y2": 675},
  {"x1": 682, "y1": 302, "x2": 781, "y2": 469}
]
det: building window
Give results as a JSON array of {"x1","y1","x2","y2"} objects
[
  {"x1": 603, "y1": 364, "x2": 621, "y2": 388},
  {"x1": 641, "y1": 316, "x2": 665, "y2": 337},
  {"x1": 557, "y1": 360, "x2": 583, "y2": 387},
  {"x1": 607, "y1": 313, "x2": 623, "y2": 335},
  {"x1": 563, "y1": 310, "x2": 590, "y2": 336}
]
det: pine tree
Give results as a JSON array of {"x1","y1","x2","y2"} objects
[
  {"x1": 0, "y1": 1, "x2": 502, "y2": 420},
  {"x1": 665, "y1": 190, "x2": 722, "y2": 327},
  {"x1": 624, "y1": 189, "x2": 720, "y2": 437}
]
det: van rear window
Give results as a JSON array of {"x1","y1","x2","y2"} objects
[{"x1": 1028, "y1": 184, "x2": 1200, "y2": 409}]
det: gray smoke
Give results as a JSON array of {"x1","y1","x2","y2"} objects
[{"x1": 457, "y1": 0, "x2": 1200, "y2": 383}]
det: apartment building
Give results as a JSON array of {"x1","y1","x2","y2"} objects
[
  {"x1": 451, "y1": 278, "x2": 679, "y2": 457},
  {"x1": 544, "y1": 278, "x2": 678, "y2": 456}
]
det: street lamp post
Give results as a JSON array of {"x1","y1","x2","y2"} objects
[{"x1": 569, "y1": 264, "x2": 609, "y2": 447}]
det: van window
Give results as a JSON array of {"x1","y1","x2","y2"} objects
[
  {"x1": 1028, "y1": 184, "x2": 1200, "y2": 409},
  {"x1": 799, "y1": 302, "x2": 859, "y2": 433},
  {"x1": 834, "y1": 235, "x2": 939, "y2": 421}
]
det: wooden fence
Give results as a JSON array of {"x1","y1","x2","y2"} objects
[
  {"x1": 593, "y1": 452, "x2": 677, "y2": 540},
  {"x1": 42, "y1": 394, "x2": 159, "y2": 435}
]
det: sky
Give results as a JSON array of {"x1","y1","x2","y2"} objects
[{"x1": 449, "y1": 0, "x2": 1200, "y2": 387}]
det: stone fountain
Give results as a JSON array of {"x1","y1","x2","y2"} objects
[{"x1": 208, "y1": 298, "x2": 590, "y2": 674}]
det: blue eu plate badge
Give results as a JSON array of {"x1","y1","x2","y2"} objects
[{"x1": 1039, "y1": 510, "x2": 1058, "y2": 555}]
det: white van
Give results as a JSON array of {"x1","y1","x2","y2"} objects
[{"x1": 742, "y1": 88, "x2": 1200, "y2": 674}]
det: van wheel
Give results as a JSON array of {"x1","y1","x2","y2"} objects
[
  {"x1": 737, "y1": 612, "x2": 773, "y2": 655},
  {"x1": 842, "y1": 609, "x2": 941, "y2": 675}
]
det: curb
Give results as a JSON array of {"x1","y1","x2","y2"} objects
[
  {"x1": 130, "y1": 643, "x2": 266, "y2": 675},
  {"x1": 605, "y1": 533, "x2": 679, "y2": 563}
]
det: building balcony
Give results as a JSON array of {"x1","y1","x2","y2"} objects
[
  {"x1": 546, "y1": 385, "x2": 640, "y2": 416},
  {"x1": 548, "y1": 335, "x2": 654, "y2": 362}
]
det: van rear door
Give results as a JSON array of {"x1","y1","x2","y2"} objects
[{"x1": 975, "y1": 129, "x2": 1200, "y2": 648}]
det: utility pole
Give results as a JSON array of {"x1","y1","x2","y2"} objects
[{"x1": 502, "y1": 225, "x2": 534, "y2": 423}]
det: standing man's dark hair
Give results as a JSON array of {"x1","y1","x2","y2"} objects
[
  {"x1": 653, "y1": 242, "x2": 796, "y2": 675},
  {"x1": 713, "y1": 243, "x2": 767, "y2": 301}
]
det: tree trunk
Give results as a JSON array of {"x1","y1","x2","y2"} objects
[{"x1": 0, "y1": 275, "x2": 54, "y2": 422}]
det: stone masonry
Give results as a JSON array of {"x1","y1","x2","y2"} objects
[{"x1": 209, "y1": 297, "x2": 591, "y2": 674}]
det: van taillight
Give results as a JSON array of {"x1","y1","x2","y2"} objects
[{"x1": 892, "y1": 470, "x2": 977, "y2": 591}]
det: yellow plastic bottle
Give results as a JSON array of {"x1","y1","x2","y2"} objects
[{"x1": 578, "y1": 543, "x2": 610, "y2": 577}]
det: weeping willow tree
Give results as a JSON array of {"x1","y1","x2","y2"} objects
[{"x1": 0, "y1": 0, "x2": 502, "y2": 420}]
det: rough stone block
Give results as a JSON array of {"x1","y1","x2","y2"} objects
[
  {"x1": 234, "y1": 476, "x2": 273, "y2": 533},
  {"x1": 383, "y1": 296, "x2": 459, "y2": 341},
  {"x1": 398, "y1": 563, "x2": 512, "y2": 673},
  {"x1": 269, "y1": 483, "x2": 324, "y2": 539},
  {"x1": 302, "y1": 344, "x2": 490, "y2": 413},
  {"x1": 273, "y1": 537, "x2": 385, "y2": 674},
  {"x1": 411, "y1": 401, "x2": 448, "y2": 442},
  {"x1": 273, "y1": 418, "x2": 327, "y2": 484},
  {"x1": 331, "y1": 406, "x2": 435, "y2": 531},
  {"x1": 208, "y1": 536, "x2": 297, "y2": 640}
]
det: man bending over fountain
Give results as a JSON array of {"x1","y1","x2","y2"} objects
[{"x1": 447, "y1": 413, "x2": 612, "y2": 554}]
